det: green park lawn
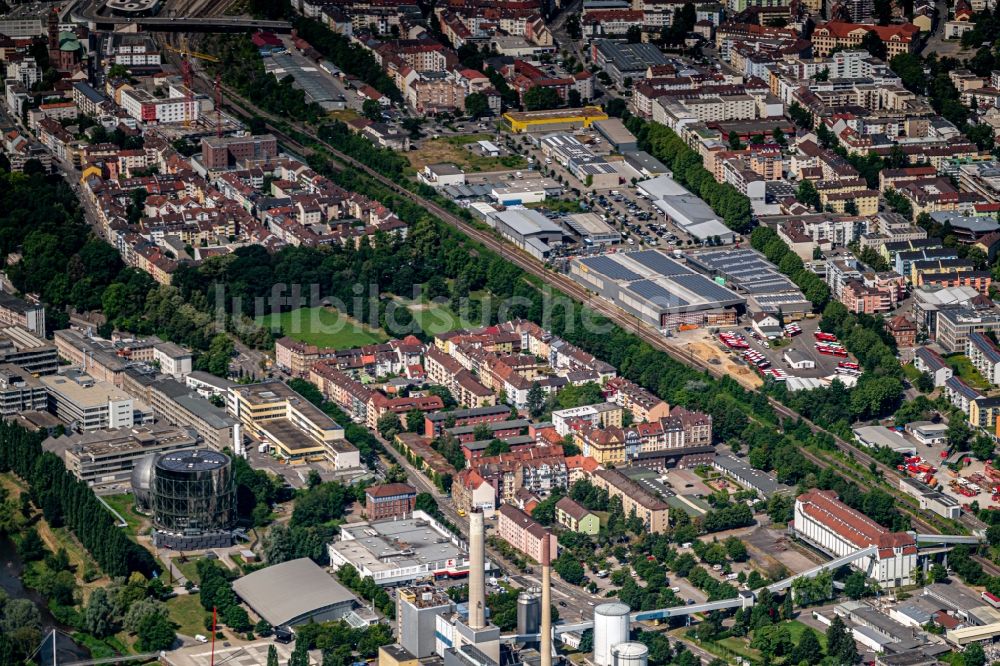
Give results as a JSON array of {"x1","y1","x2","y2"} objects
[
  {"x1": 256, "y1": 307, "x2": 387, "y2": 348},
  {"x1": 166, "y1": 593, "x2": 207, "y2": 638}
]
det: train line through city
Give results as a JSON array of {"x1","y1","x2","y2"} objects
[{"x1": 181, "y1": 64, "x2": 997, "y2": 562}]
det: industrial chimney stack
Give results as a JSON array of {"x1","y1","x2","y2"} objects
[
  {"x1": 469, "y1": 509, "x2": 486, "y2": 630},
  {"x1": 541, "y1": 533, "x2": 552, "y2": 666}
]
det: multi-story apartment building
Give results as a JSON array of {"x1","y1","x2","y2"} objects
[
  {"x1": 497, "y1": 504, "x2": 558, "y2": 563},
  {"x1": 670, "y1": 406, "x2": 713, "y2": 446},
  {"x1": 555, "y1": 496, "x2": 599, "y2": 535},
  {"x1": 966, "y1": 332, "x2": 1000, "y2": 386},
  {"x1": 591, "y1": 469, "x2": 670, "y2": 532},
  {"x1": 603, "y1": 377, "x2": 670, "y2": 423},
  {"x1": 551, "y1": 402, "x2": 624, "y2": 436},
  {"x1": 576, "y1": 425, "x2": 626, "y2": 466}
]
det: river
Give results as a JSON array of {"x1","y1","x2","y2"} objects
[{"x1": 0, "y1": 536, "x2": 90, "y2": 665}]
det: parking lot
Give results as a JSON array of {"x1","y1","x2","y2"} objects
[{"x1": 740, "y1": 316, "x2": 851, "y2": 380}]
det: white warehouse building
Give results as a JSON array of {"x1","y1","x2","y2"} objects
[{"x1": 794, "y1": 489, "x2": 917, "y2": 588}]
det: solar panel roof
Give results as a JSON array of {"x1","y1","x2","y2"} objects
[
  {"x1": 629, "y1": 251, "x2": 693, "y2": 276},
  {"x1": 672, "y1": 273, "x2": 742, "y2": 304},
  {"x1": 581, "y1": 255, "x2": 642, "y2": 281},
  {"x1": 628, "y1": 279, "x2": 690, "y2": 307}
]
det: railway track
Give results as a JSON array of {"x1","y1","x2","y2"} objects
[{"x1": 194, "y1": 70, "x2": 991, "y2": 550}]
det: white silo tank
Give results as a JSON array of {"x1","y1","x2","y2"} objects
[
  {"x1": 611, "y1": 642, "x2": 649, "y2": 666},
  {"x1": 593, "y1": 603, "x2": 630, "y2": 666}
]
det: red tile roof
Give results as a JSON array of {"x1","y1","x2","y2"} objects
[{"x1": 797, "y1": 489, "x2": 915, "y2": 557}]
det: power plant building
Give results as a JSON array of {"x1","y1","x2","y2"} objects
[
  {"x1": 569, "y1": 251, "x2": 744, "y2": 330},
  {"x1": 398, "y1": 586, "x2": 453, "y2": 658},
  {"x1": 793, "y1": 489, "x2": 917, "y2": 587},
  {"x1": 594, "y1": 603, "x2": 631, "y2": 666}
]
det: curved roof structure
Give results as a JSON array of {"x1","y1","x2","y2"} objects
[{"x1": 232, "y1": 558, "x2": 356, "y2": 628}]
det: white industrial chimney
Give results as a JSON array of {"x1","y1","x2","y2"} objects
[
  {"x1": 541, "y1": 533, "x2": 552, "y2": 666},
  {"x1": 468, "y1": 508, "x2": 486, "y2": 630}
]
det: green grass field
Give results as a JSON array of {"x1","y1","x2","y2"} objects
[
  {"x1": 102, "y1": 493, "x2": 145, "y2": 536},
  {"x1": 945, "y1": 353, "x2": 990, "y2": 390},
  {"x1": 902, "y1": 362, "x2": 923, "y2": 382},
  {"x1": 166, "y1": 594, "x2": 207, "y2": 638},
  {"x1": 256, "y1": 307, "x2": 388, "y2": 348},
  {"x1": 174, "y1": 557, "x2": 203, "y2": 586},
  {"x1": 407, "y1": 301, "x2": 475, "y2": 337}
]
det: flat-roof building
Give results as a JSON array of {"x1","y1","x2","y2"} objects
[
  {"x1": 592, "y1": 118, "x2": 638, "y2": 152},
  {"x1": 41, "y1": 372, "x2": 153, "y2": 431},
  {"x1": 502, "y1": 106, "x2": 609, "y2": 134},
  {"x1": 43, "y1": 424, "x2": 197, "y2": 486},
  {"x1": 569, "y1": 250, "x2": 744, "y2": 330},
  {"x1": 637, "y1": 175, "x2": 736, "y2": 244},
  {"x1": 0, "y1": 363, "x2": 47, "y2": 416},
  {"x1": 687, "y1": 248, "x2": 811, "y2": 318},
  {"x1": 328, "y1": 510, "x2": 477, "y2": 586},
  {"x1": 228, "y1": 380, "x2": 357, "y2": 467},
  {"x1": 539, "y1": 133, "x2": 619, "y2": 189},
  {"x1": 233, "y1": 557, "x2": 358, "y2": 629},
  {"x1": 490, "y1": 209, "x2": 564, "y2": 260},
  {"x1": 853, "y1": 425, "x2": 917, "y2": 456},
  {"x1": 712, "y1": 454, "x2": 791, "y2": 498},
  {"x1": 591, "y1": 40, "x2": 670, "y2": 86},
  {"x1": 898, "y1": 477, "x2": 960, "y2": 519},
  {"x1": 0, "y1": 292, "x2": 45, "y2": 335},
  {"x1": 0, "y1": 326, "x2": 58, "y2": 375},
  {"x1": 123, "y1": 371, "x2": 240, "y2": 451}
]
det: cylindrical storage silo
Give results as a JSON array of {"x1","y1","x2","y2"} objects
[
  {"x1": 611, "y1": 642, "x2": 649, "y2": 666},
  {"x1": 517, "y1": 590, "x2": 541, "y2": 637},
  {"x1": 593, "y1": 603, "x2": 630, "y2": 666},
  {"x1": 152, "y1": 449, "x2": 235, "y2": 533}
]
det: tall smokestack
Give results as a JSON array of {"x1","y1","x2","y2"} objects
[
  {"x1": 541, "y1": 533, "x2": 552, "y2": 666},
  {"x1": 469, "y1": 508, "x2": 486, "y2": 630}
]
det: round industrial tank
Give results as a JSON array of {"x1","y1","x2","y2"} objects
[
  {"x1": 593, "y1": 603, "x2": 631, "y2": 666},
  {"x1": 130, "y1": 453, "x2": 156, "y2": 512},
  {"x1": 151, "y1": 449, "x2": 235, "y2": 534},
  {"x1": 517, "y1": 590, "x2": 541, "y2": 637},
  {"x1": 611, "y1": 642, "x2": 649, "y2": 666}
]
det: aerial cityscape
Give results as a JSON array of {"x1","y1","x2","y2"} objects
[{"x1": 6, "y1": 0, "x2": 1000, "y2": 664}]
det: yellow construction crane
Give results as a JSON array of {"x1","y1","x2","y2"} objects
[{"x1": 164, "y1": 39, "x2": 221, "y2": 130}]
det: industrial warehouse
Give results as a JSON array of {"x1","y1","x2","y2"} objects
[
  {"x1": 569, "y1": 251, "x2": 745, "y2": 330},
  {"x1": 637, "y1": 175, "x2": 736, "y2": 244},
  {"x1": 686, "y1": 248, "x2": 812, "y2": 318}
]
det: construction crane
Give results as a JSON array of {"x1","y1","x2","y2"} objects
[{"x1": 164, "y1": 39, "x2": 223, "y2": 136}]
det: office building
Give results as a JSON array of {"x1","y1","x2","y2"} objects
[
  {"x1": 229, "y1": 381, "x2": 357, "y2": 467},
  {"x1": 0, "y1": 326, "x2": 58, "y2": 375},
  {"x1": 43, "y1": 424, "x2": 197, "y2": 486},
  {"x1": 0, "y1": 363, "x2": 47, "y2": 415},
  {"x1": 41, "y1": 372, "x2": 152, "y2": 431},
  {"x1": 123, "y1": 371, "x2": 240, "y2": 452},
  {"x1": 0, "y1": 292, "x2": 45, "y2": 335},
  {"x1": 365, "y1": 483, "x2": 417, "y2": 520},
  {"x1": 201, "y1": 134, "x2": 278, "y2": 169}
]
